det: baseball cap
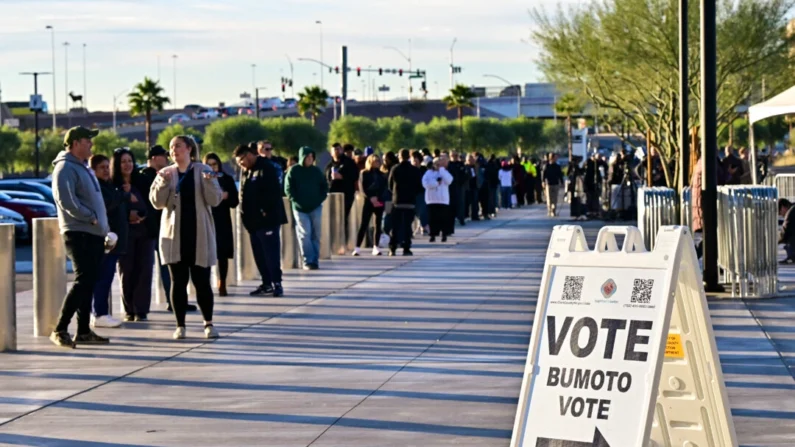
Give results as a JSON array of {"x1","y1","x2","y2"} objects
[
  {"x1": 63, "y1": 126, "x2": 99, "y2": 147},
  {"x1": 148, "y1": 145, "x2": 168, "y2": 159},
  {"x1": 353, "y1": 149, "x2": 363, "y2": 156},
  {"x1": 364, "y1": 146, "x2": 374, "y2": 156}
]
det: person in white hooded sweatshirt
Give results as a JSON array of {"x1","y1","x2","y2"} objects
[{"x1": 422, "y1": 157, "x2": 454, "y2": 243}]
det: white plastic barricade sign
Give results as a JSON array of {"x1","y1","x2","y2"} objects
[{"x1": 511, "y1": 225, "x2": 736, "y2": 447}]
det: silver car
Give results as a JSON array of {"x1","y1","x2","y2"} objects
[{"x1": 0, "y1": 206, "x2": 29, "y2": 241}]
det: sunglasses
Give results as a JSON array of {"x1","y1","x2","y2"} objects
[{"x1": 263, "y1": 147, "x2": 273, "y2": 151}]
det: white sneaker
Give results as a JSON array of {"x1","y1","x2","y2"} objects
[
  {"x1": 204, "y1": 325, "x2": 219, "y2": 339},
  {"x1": 92, "y1": 315, "x2": 122, "y2": 328},
  {"x1": 173, "y1": 327, "x2": 186, "y2": 340},
  {"x1": 352, "y1": 247, "x2": 360, "y2": 256},
  {"x1": 372, "y1": 247, "x2": 382, "y2": 256}
]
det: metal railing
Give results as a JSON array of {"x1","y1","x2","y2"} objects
[
  {"x1": 680, "y1": 187, "x2": 692, "y2": 230},
  {"x1": 636, "y1": 187, "x2": 678, "y2": 250},
  {"x1": 772, "y1": 174, "x2": 795, "y2": 201},
  {"x1": 717, "y1": 186, "x2": 778, "y2": 298}
]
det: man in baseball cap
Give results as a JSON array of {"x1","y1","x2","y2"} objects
[{"x1": 62, "y1": 126, "x2": 99, "y2": 148}]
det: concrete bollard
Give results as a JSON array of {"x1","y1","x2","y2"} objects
[
  {"x1": 329, "y1": 193, "x2": 346, "y2": 255},
  {"x1": 320, "y1": 197, "x2": 332, "y2": 260},
  {"x1": 347, "y1": 193, "x2": 364, "y2": 251},
  {"x1": 153, "y1": 249, "x2": 166, "y2": 305},
  {"x1": 281, "y1": 197, "x2": 299, "y2": 269},
  {"x1": 0, "y1": 224, "x2": 17, "y2": 351},
  {"x1": 33, "y1": 218, "x2": 66, "y2": 337},
  {"x1": 236, "y1": 209, "x2": 258, "y2": 282},
  {"x1": 227, "y1": 207, "x2": 239, "y2": 287}
]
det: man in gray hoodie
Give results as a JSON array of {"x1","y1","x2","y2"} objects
[{"x1": 50, "y1": 126, "x2": 110, "y2": 348}]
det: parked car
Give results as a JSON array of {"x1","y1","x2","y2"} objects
[
  {"x1": 0, "y1": 190, "x2": 46, "y2": 202},
  {"x1": 194, "y1": 108, "x2": 220, "y2": 120},
  {"x1": 0, "y1": 206, "x2": 30, "y2": 242},
  {"x1": 0, "y1": 192, "x2": 57, "y2": 228},
  {"x1": 168, "y1": 113, "x2": 192, "y2": 124},
  {"x1": 0, "y1": 180, "x2": 55, "y2": 204}
]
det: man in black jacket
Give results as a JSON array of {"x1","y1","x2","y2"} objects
[
  {"x1": 447, "y1": 151, "x2": 468, "y2": 227},
  {"x1": 324, "y1": 142, "x2": 359, "y2": 235},
  {"x1": 387, "y1": 149, "x2": 422, "y2": 256},
  {"x1": 235, "y1": 144, "x2": 288, "y2": 297},
  {"x1": 542, "y1": 153, "x2": 564, "y2": 217},
  {"x1": 779, "y1": 199, "x2": 795, "y2": 264}
]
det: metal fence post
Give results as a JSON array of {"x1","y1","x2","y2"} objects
[
  {"x1": 0, "y1": 224, "x2": 16, "y2": 351},
  {"x1": 33, "y1": 218, "x2": 66, "y2": 337}
]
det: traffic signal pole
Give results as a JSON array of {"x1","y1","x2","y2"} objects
[{"x1": 341, "y1": 46, "x2": 348, "y2": 118}]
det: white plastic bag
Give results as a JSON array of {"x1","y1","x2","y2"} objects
[
  {"x1": 379, "y1": 233, "x2": 391, "y2": 248},
  {"x1": 511, "y1": 194, "x2": 518, "y2": 207}
]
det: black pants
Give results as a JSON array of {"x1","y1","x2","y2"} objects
[
  {"x1": 218, "y1": 258, "x2": 229, "y2": 285},
  {"x1": 249, "y1": 227, "x2": 282, "y2": 285},
  {"x1": 344, "y1": 193, "x2": 355, "y2": 240},
  {"x1": 118, "y1": 232, "x2": 155, "y2": 317},
  {"x1": 356, "y1": 201, "x2": 384, "y2": 248},
  {"x1": 389, "y1": 207, "x2": 415, "y2": 251},
  {"x1": 168, "y1": 262, "x2": 213, "y2": 327},
  {"x1": 55, "y1": 231, "x2": 105, "y2": 335},
  {"x1": 479, "y1": 186, "x2": 490, "y2": 217},
  {"x1": 468, "y1": 188, "x2": 480, "y2": 220},
  {"x1": 428, "y1": 204, "x2": 451, "y2": 237}
]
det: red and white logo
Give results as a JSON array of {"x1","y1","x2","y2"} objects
[{"x1": 601, "y1": 279, "x2": 617, "y2": 298}]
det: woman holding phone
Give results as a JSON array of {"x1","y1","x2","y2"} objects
[
  {"x1": 150, "y1": 135, "x2": 223, "y2": 340},
  {"x1": 352, "y1": 154, "x2": 387, "y2": 256},
  {"x1": 422, "y1": 157, "x2": 454, "y2": 243}
]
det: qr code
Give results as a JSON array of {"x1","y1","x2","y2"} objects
[
  {"x1": 562, "y1": 276, "x2": 584, "y2": 301},
  {"x1": 631, "y1": 279, "x2": 654, "y2": 304}
]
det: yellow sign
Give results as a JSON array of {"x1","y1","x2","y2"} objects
[{"x1": 665, "y1": 334, "x2": 684, "y2": 359}]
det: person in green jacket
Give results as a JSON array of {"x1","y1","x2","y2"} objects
[{"x1": 284, "y1": 146, "x2": 329, "y2": 270}]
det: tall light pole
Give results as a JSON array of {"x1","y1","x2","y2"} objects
[
  {"x1": 112, "y1": 88, "x2": 128, "y2": 133},
  {"x1": 251, "y1": 64, "x2": 257, "y2": 97},
  {"x1": 315, "y1": 20, "x2": 324, "y2": 89},
  {"x1": 20, "y1": 72, "x2": 52, "y2": 178},
  {"x1": 483, "y1": 74, "x2": 521, "y2": 117},
  {"x1": 63, "y1": 41, "x2": 70, "y2": 116},
  {"x1": 384, "y1": 43, "x2": 412, "y2": 100},
  {"x1": 285, "y1": 54, "x2": 295, "y2": 97},
  {"x1": 45, "y1": 25, "x2": 56, "y2": 130},
  {"x1": 450, "y1": 37, "x2": 458, "y2": 89},
  {"x1": 172, "y1": 54, "x2": 178, "y2": 110},
  {"x1": 82, "y1": 43, "x2": 87, "y2": 111}
]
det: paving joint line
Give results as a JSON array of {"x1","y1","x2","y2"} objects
[{"x1": 742, "y1": 297, "x2": 795, "y2": 382}]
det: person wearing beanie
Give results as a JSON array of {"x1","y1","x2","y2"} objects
[{"x1": 285, "y1": 147, "x2": 328, "y2": 270}]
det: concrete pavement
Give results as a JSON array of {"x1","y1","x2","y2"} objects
[{"x1": 1, "y1": 206, "x2": 794, "y2": 446}]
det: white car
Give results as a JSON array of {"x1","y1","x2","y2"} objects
[
  {"x1": 168, "y1": 113, "x2": 192, "y2": 124},
  {"x1": 0, "y1": 206, "x2": 29, "y2": 241},
  {"x1": 194, "y1": 108, "x2": 219, "y2": 120}
]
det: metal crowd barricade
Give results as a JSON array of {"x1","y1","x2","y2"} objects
[
  {"x1": 680, "y1": 187, "x2": 692, "y2": 230},
  {"x1": 773, "y1": 174, "x2": 795, "y2": 201},
  {"x1": 636, "y1": 187, "x2": 678, "y2": 250},
  {"x1": 717, "y1": 186, "x2": 778, "y2": 298}
]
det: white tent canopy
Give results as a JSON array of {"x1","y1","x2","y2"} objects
[{"x1": 749, "y1": 85, "x2": 795, "y2": 124}]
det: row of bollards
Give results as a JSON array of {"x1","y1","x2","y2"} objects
[{"x1": 0, "y1": 191, "x2": 357, "y2": 352}]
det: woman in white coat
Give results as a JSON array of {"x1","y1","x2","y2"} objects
[{"x1": 422, "y1": 157, "x2": 454, "y2": 243}]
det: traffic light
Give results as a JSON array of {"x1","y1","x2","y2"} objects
[
  {"x1": 288, "y1": 79, "x2": 293, "y2": 87},
  {"x1": 335, "y1": 66, "x2": 339, "y2": 74},
  {"x1": 398, "y1": 69, "x2": 403, "y2": 77},
  {"x1": 281, "y1": 84, "x2": 285, "y2": 93},
  {"x1": 357, "y1": 67, "x2": 361, "y2": 77},
  {"x1": 378, "y1": 68, "x2": 383, "y2": 76},
  {"x1": 329, "y1": 67, "x2": 333, "y2": 73},
  {"x1": 416, "y1": 70, "x2": 421, "y2": 77},
  {"x1": 421, "y1": 81, "x2": 427, "y2": 92}
]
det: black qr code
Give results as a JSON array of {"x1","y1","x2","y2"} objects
[
  {"x1": 562, "y1": 276, "x2": 585, "y2": 301},
  {"x1": 631, "y1": 279, "x2": 654, "y2": 304}
]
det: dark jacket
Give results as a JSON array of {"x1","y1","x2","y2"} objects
[
  {"x1": 285, "y1": 147, "x2": 328, "y2": 213},
  {"x1": 240, "y1": 156, "x2": 288, "y2": 231},
  {"x1": 324, "y1": 154, "x2": 359, "y2": 196},
  {"x1": 212, "y1": 172, "x2": 239, "y2": 259},
  {"x1": 543, "y1": 162, "x2": 564, "y2": 186},
  {"x1": 486, "y1": 159, "x2": 500, "y2": 188},
  {"x1": 584, "y1": 159, "x2": 602, "y2": 192},
  {"x1": 137, "y1": 166, "x2": 162, "y2": 239},
  {"x1": 780, "y1": 206, "x2": 795, "y2": 245},
  {"x1": 447, "y1": 160, "x2": 467, "y2": 190},
  {"x1": 388, "y1": 160, "x2": 422, "y2": 207},
  {"x1": 360, "y1": 167, "x2": 388, "y2": 202},
  {"x1": 98, "y1": 179, "x2": 129, "y2": 255}
]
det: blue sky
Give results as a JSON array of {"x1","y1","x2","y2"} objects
[{"x1": 0, "y1": 0, "x2": 565, "y2": 112}]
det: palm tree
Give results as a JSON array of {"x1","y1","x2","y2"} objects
[
  {"x1": 128, "y1": 77, "x2": 170, "y2": 148},
  {"x1": 442, "y1": 84, "x2": 477, "y2": 133},
  {"x1": 554, "y1": 93, "x2": 585, "y2": 161},
  {"x1": 298, "y1": 86, "x2": 329, "y2": 126}
]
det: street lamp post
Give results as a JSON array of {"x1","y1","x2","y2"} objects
[
  {"x1": 285, "y1": 54, "x2": 295, "y2": 98},
  {"x1": 20, "y1": 72, "x2": 52, "y2": 178},
  {"x1": 384, "y1": 43, "x2": 412, "y2": 100},
  {"x1": 112, "y1": 88, "x2": 128, "y2": 133},
  {"x1": 483, "y1": 74, "x2": 521, "y2": 118},
  {"x1": 45, "y1": 25, "x2": 56, "y2": 131},
  {"x1": 63, "y1": 41, "x2": 70, "y2": 121},
  {"x1": 251, "y1": 64, "x2": 257, "y2": 96},
  {"x1": 172, "y1": 54, "x2": 178, "y2": 110},
  {"x1": 82, "y1": 43, "x2": 87, "y2": 112},
  {"x1": 450, "y1": 37, "x2": 457, "y2": 89},
  {"x1": 315, "y1": 20, "x2": 324, "y2": 89},
  {"x1": 254, "y1": 87, "x2": 267, "y2": 119}
]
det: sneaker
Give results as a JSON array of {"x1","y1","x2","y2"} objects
[
  {"x1": 429, "y1": 236, "x2": 436, "y2": 243},
  {"x1": 123, "y1": 314, "x2": 135, "y2": 322},
  {"x1": 372, "y1": 247, "x2": 382, "y2": 256},
  {"x1": 249, "y1": 284, "x2": 274, "y2": 296},
  {"x1": 302, "y1": 264, "x2": 312, "y2": 270},
  {"x1": 441, "y1": 235, "x2": 447, "y2": 243},
  {"x1": 388, "y1": 249, "x2": 397, "y2": 257},
  {"x1": 134, "y1": 315, "x2": 148, "y2": 322},
  {"x1": 308, "y1": 264, "x2": 319, "y2": 270},
  {"x1": 204, "y1": 325, "x2": 219, "y2": 339},
  {"x1": 186, "y1": 304, "x2": 198, "y2": 312},
  {"x1": 352, "y1": 247, "x2": 360, "y2": 256},
  {"x1": 403, "y1": 249, "x2": 413, "y2": 256},
  {"x1": 273, "y1": 283, "x2": 284, "y2": 297},
  {"x1": 49, "y1": 331, "x2": 75, "y2": 349},
  {"x1": 73, "y1": 331, "x2": 110, "y2": 345},
  {"x1": 92, "y1": 315, "x2": 122, "y2": 329},
  {"x1": 173, "y1": 327, "x2": 186, "y2": 340}
]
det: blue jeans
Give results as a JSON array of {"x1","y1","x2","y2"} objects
[
  {"x1": 293, "y1": 205, "x2": 322, "y2": 266},
  {"x1": 92, "y1": 253, "x2": 119, "y2": 317},
  {"x1": 249, "y1": 226, "x2": 282, "y2": 285},
  {"x1": 501, "y1": 186, "x2": 512, "y2": 209}
]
